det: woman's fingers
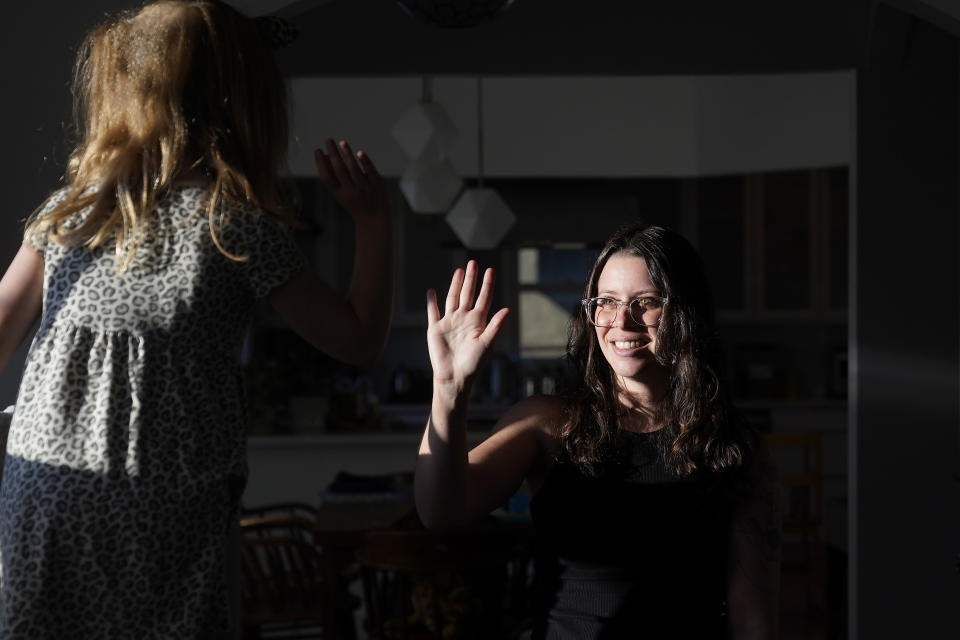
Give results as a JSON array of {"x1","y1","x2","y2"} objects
[
  {"x1": 445, "y1": 268, "x2": 463, "y2": 315},
  {"x1": 438, "y1": 263, "x2": 500, "y2": 322},
  {"x1": 458, "y1": 260, "x2": 478, "y2": 311},
  {"x1": 473, "y1": 267, "x2": 496, "y2": 318},
  {"x1": 481, "y1": 307, "x2": 511, "y2": 345},
  {"x1": 426, "y1": 288, "x2": 440, "y2": 325}
]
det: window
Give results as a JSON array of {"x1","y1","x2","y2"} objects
[{"x1": 517, "y1": 245, "x2": 599, "y2": 359}]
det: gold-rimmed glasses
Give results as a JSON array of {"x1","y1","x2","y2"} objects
[{"x1": 581, "y1": 296, "x2": 668, "y2": 328}]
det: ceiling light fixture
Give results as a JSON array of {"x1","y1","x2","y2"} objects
[
  {"x1": 394, "y1": 0, "x2": 517, "y2": 28},
  {"x1": 392, "y1": 77, "x2": 464, "y2": 214},
  {"x1": 445, "y1": 77, "x2": 516, "y2": 249}
]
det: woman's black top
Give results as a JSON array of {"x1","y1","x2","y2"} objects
[{"x1": 528, "y1": 429, "x2": 732, "y2": 639}]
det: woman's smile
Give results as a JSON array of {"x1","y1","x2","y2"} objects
[
  {"x1": 609, "y1": 338, "x2": 649, "y2": 354},
  {"x1": 594, "y1": 253, "x2": 664, "y2": 387}
]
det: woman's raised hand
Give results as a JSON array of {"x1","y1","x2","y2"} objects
[
  {"x1": 426, "y1": 261, "x2": 510, "y2": 394},
  {"x1": 314, "y1": 139, "x2": 390, "y2": 223}
]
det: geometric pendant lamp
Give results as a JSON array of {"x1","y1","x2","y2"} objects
[
  {"x1": 391, "y1": 77, "x2": 463, "y2": 214},
  {"x1": 445, "y1": 77, "x2": 515, "y2": 248},
  {"x1": 398, "y1": 155, "x2": 463, "y2": 214},
  {"x1": 446, "y1": 187, "x2": 516, "y2": 249},
  {"x1": 390, "y1": 101, "x2": 458, "y2": 160}
]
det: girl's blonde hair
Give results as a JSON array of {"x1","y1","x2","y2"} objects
[{"x1": 26, "y1": 0, "x2": 292, "y2": 269}]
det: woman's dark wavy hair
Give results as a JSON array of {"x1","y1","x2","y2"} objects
[{"x1": 560, "y1": 224, "x2": 759, "y2": 479}]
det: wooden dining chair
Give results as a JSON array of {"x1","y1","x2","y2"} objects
[
  {"x1": 355, "y1": 526, "x2": 533, "y2": 640},
  {"x1": 242, "y1": 501, "x2": 322, "y2": 523},
  {"x1": 765, "y1": 431, "x2": 828, "y2": 627},
  {"x1": 240, "y1": 513, "x2": 359, "y2": 640}
]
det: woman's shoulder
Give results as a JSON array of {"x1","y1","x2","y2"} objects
[
  {"x1": 496, "y1": 395, "x2": 566, "y2": 493},
  {"x1": 501, "y1": 394, "x2": 565, "y2": 431},
  {"x1": 491, "y1": 394, "x2": 565, "y2": 457}
]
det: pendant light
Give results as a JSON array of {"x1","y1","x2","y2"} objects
[
  {"x1": 392, "y1": 77, "x2": 464, "y2": 214},
  {"x1": 445, "y1": 77, "x2": 516, "y2": 249}
]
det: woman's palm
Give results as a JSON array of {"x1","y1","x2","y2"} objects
[{"x1": 426, "y1": 262, "x2": 509, "y2": 387}]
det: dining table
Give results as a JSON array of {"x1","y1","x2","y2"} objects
[
  {"x1": 311, "y1": 476, "x2": 421, "y2": 640},
  {"x1": 311, "y1": 478, "x2": 533, "y2": 640}
]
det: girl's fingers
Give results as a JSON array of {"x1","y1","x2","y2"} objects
[
  {"x1": 313, "y1": 148, "x2": 339, "y2": 189},
  {"x1": 426, "y1": 288, "x2": 440, "y2": 325},
  {"x1": 445, "y1": 268, "x2": 463, "y2": 315},
  {"x1": 356, "y1": 150, "x2": 381, "y2": 182},
  {"x1": 473, "y1": 267, "x2": 496, "y2": 318},
  {"x1": 338, "y1": 140, "x2": 365, "y2": 184},
  {"x1": 459, "y1": 260, "x2": 478, "y2": 311},
  {"x1": 325, "y1": 139, "x2": 351, "y2": 186}
]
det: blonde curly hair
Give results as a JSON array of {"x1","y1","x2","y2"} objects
[{"x1": 26, "y1": 0, "x2": 293, "y2": 269}]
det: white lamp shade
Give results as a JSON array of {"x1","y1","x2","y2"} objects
[
  {"x1": 445, "y1": 188, "x2": 516, "y2": 249},
  {"x1": 399, "y1": 156, "x2": 464, "y2": 214},
  {"x1": 390, "y1": 101, "x2": 459, "y2": 159}
]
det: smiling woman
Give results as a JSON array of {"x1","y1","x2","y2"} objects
[
  {"x1": 415, "y1": 223, "x2": 780, "y2": 639},
  {"x1": 588, "y1": 254, "x2": 667, "y2": 392}
]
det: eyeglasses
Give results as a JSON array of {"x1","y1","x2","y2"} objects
[{"x1": 581, "y1": 296, "x2": 668, "y2": 328}]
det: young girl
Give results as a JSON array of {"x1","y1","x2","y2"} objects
[
  {"x1": 0, "y1": 1, "x2": 393, "y2": 637},
  {"x1": 416, "y1": 225, "x2": 778, "y2": 639}
]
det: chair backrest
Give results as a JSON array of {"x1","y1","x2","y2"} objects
[
  {"x1": 355, "y1": 527, "x2": 531, "y2": 640},
  {"x1": 240, "y1": 515, "x2": 326, "y2": 622},
  {"x1": 765, "y1": 431, "x2": 824, "y2": 532},
  {"x1": 241, "y1": 501, "x2": 321, "y2": 522}
]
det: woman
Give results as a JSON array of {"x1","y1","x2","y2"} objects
[{"x1": 415, "y1": 225, "x2": 778, "y2": 639}]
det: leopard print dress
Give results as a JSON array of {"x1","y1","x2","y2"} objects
[{"x1": 0, "y1": 185, "x2": 305, "y2": 639}]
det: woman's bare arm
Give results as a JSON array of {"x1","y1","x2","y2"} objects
[
  {"x1": 418, "y1": 392, "x2": 560, "y2": 529},
  {"x1": 415, "y1": 261, "x2": 558, "y2": 529}
]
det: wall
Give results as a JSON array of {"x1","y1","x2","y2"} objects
[
  {"x1": 287, "y1": 73, "x2": 854, "y2": 179},
  {"x1": 244, "y1": 432, "x2": 488, "y2": 507},
  {"x1": 855, "y1": 3, "x2": 960, "y2": 636},
  {"x1": 0, "y1": 2, "x2": 131, "y2": 406},
  {"x1": 273, "y1": 0, "x2": 867, "y2": 76}
]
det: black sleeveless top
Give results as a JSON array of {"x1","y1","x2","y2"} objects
[{"x1": 528, "y1": 430, "x2": 732, "y2": 639}]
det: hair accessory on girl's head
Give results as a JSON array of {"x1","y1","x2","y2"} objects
[{"x1": 254, "y1": 15, "x2": 298, "y2": 48}]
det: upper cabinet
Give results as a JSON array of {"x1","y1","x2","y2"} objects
[{"x1": 690, "y1": 167, "x2": 849, "y2": 323}]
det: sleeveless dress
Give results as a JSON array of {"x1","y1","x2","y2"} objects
[
  {"x1": 0, "y1": 185, "x2": 304, "y2": 639},
  {"x1": 529, "y1": 430, "x2": 732, "y2": 639}
]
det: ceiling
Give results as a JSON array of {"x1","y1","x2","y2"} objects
[
  {"x1": 271, "y1": 0, "x2": 872, "y2": 77},
  {"x1": 225, "y1": 0, "x2": 302, "y2": 16}
]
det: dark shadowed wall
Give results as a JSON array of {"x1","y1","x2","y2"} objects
[
  {"x1": 0, "y1": 2, "x2": 130, "y2": 404},
  {"x1": 855, "y1": 2, "x2": 960, "y2": 636}
]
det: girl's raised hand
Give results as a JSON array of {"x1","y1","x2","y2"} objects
[
  {"x1": 314, "y1": 139, "x2": 390, "y2": 223},
  {"x1": 426, "y1": 261, "x2": 510, "y2": 394}
]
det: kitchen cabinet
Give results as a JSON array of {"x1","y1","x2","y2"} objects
[
  {"x1": 390, "y1": 186, "x2": 469, "y2": 328},
  {"x1": 689, "y1": 167, "x2": 849, "y2": 323}
]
